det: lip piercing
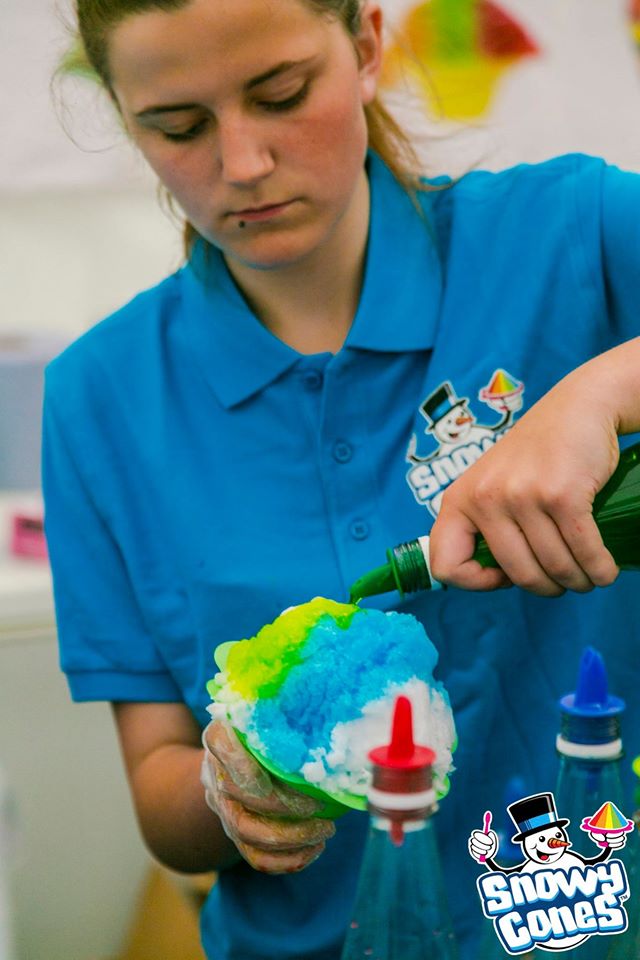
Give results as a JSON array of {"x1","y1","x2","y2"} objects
[{"x1": 239, "y1": 220, "x2": 246, "y2": 228}]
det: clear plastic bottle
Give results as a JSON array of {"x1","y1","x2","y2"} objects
[
  {"x1": 349, "y1": 441, "x2": 640, "y2": 601},
  {"x1": 553, "y1": 648, "x2": 635, "y2": 960},
  {"x1": 340, "y1": 695, "x2": 458, "y2": 960}
]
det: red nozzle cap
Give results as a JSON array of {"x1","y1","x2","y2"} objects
[{"x1": 368, "y1": 695, "x2": 435, "y2": 770}]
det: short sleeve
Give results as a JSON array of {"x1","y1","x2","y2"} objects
[
  {"x1": 601, "y1": 164, "x2": 640, "y2": 341},
  {"x1": 42, "y1": 363, "x2": 182, "y2": 703}
]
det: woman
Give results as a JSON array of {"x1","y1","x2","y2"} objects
[{"x1": 44, "y1": 1, "x2": 640, "y2": 957}]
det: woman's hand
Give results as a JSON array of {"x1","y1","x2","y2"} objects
[
  {"x1": 201, "y1": 720, "x2": 335, "y2": 874},
  {"x1": 428, "y1": 346, "x2": 638, "y2": 597}
]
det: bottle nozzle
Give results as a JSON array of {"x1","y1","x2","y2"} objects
[
  {"x1": 557, "y1": 647, "x2": 625, "y2": 755},
  {"x1": 388, "y1": 695, "x2": 415, "y2": 762},
  {"x1": 369, "y1": 696, "x2": 435, "y2": 770},
  {"x1": 560, "y1": 646, "x2": 625, "y2": 718},
  {"x1": 574, "y1": 647, "x2": 609, "y2": 711}
]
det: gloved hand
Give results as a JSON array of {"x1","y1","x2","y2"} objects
[{"x1": 201, "y1": 719, "x2": 335, "y2": 874}]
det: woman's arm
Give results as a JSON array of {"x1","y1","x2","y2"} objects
[
  {"x1": 112, "y1": 701, "x2": 240, "y2": 873},
  {"x1": 429, "y1": 338, "x2": 640, "y2": 596},
  {"x1": 112, "y1": 702, "x2": 335, "y2": 875}
]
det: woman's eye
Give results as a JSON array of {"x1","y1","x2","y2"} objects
[
  {"x1": 162, "y1": 120, "x2": 208, "y2": 142},
  {"x1": 260, "y1": 82, "x2": 310, "y2": 113}
]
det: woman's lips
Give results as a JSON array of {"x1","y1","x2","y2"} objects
[{"x1": 232, "y1": 200, "x2": 295, "y2": 223}]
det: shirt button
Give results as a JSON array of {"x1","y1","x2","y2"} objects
[
  {"x1": 333, "y1": 440, "x2": 353, "y2": 463},
  {"x1": 301, "y1": 370, "x2": 323, "y2": 391},
  {"x1": 349, "y1": 520, "x2": 370, "y2": 541}
]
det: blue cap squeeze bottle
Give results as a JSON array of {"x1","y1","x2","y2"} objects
[{"x1": 554, "y1": 647, "x2": 626, "y2": 859}]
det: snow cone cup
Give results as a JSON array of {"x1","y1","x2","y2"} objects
[{"x1": 206, "y1": 598, "x2": 456, "y2": 819}]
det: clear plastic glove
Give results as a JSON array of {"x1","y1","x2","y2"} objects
[{"x1": 201, "y1": 719, "x2": 335, "y2": 874}]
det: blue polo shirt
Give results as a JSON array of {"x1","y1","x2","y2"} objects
[{"x1": 43, "y1": 152, "x2": 640, "y2": 960}]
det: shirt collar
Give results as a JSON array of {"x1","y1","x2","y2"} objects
[
  {"x1": 344, "y1": 152, "x2": 442, "y2": 353},
  {"x1": 180, "y1": 151, "x2": 442, "y2": 409},
  {"x1": 181, "y1": 242, "x2": 299, "y2": 409}
]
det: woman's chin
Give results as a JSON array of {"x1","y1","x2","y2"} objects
[
  {"x1": 225, "y1": 236, "x2": 320, "y2": 272},
  {"x1": 209, "y1": 217, "x2": 328, "y2": 272}
]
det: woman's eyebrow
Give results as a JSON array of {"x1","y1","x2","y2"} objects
[{"x1": 134, "y1": 58, "x2": 315, "y2": 118}]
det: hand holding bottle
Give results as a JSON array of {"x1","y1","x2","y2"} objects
[
  {"x1": 428, "y1": 341, "x2": 640, "y2": 597},
  {"x1": 201, "y1": 720, "x2": 335, "y2": 873}
]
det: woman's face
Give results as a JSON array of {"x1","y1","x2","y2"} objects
[{"x1": 109, "y1": 0, "x2": 382, "y2": 270}]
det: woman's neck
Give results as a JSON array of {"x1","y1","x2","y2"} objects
[{"x1": 225, "y1": 171, "x2": 370, "y2": 355}]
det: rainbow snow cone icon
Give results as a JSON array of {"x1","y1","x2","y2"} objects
[
  {"x1": 479, "y1": 368, "x2": 524, "y2": 413},
  {"x1": 581, "y1": 801, "x2": 635, "y2": 849},
  {"x1": 206, "y1": 598, "x2": 456, "y2": 817}
]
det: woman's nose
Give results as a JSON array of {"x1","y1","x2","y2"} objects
[{"x1": 217, "y1": 117, "x2": 275, "y2": 186}]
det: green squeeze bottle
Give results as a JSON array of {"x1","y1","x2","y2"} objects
[{"x1": 350, "y1": 441, "x2": 640, "y2": 602}]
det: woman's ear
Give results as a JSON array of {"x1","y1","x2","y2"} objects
[{"x1": 355, "y1": 3, "x2": 383, "y2": 105}]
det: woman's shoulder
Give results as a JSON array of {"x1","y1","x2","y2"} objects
[
  {"x1": 429, "y1": 152, "x2": 608, "y2": 202},
  {"x1": 421, "y1": 153, "x2": 620, "y2": 241},
  {"x1": 46, "y1": 269, "x2": 184, "y2": 386}
]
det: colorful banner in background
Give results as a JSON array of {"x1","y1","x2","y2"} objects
[
  {"x1": 383, "y1": 0, "x2": 539, "y2": 120},
  {"x1": 379, "y1": 0, "x2": 640, "y2": 173},
  {"x1": 631, "y1": 0, "x2": 640, "y2": 47}
]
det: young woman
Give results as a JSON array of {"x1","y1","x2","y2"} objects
[{"x1": 43, "y1": 1, "x2": 640, "y2": 957}]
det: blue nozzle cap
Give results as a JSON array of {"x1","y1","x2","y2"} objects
[{"x1": 560, "y1": 647, "x2": 625, "y2": 718}]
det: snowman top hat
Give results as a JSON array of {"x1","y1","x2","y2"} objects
[{"x1": 508, "y1": 792, "x2": 569, "y2": 843}]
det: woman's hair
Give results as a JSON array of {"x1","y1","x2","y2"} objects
[{"x1": 71, "y1": 0, "x2": 426, "y2": 255}]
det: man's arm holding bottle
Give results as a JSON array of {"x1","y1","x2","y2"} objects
[{"x1": 429, "y1": 338, "x2": 640, "y2": 597}]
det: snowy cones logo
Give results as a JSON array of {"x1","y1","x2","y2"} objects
[{"x1": 469, "y1": 792, "x2": 633, "y2": 953}]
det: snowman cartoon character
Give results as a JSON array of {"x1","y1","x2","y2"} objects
[
  {"x1": 407, "y1": 376, "x2": 523, "y2": 464},
  {"x1": 469, "y1": 792, "x2": 629, "y2": 951}
]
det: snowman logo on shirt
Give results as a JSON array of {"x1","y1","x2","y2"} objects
[
  {"x1": 405, "y1": 369, "x2": 524, "y2": 517},
  {"x1": 469, "y1": 792, "x2": 633, "y2": 954}
]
